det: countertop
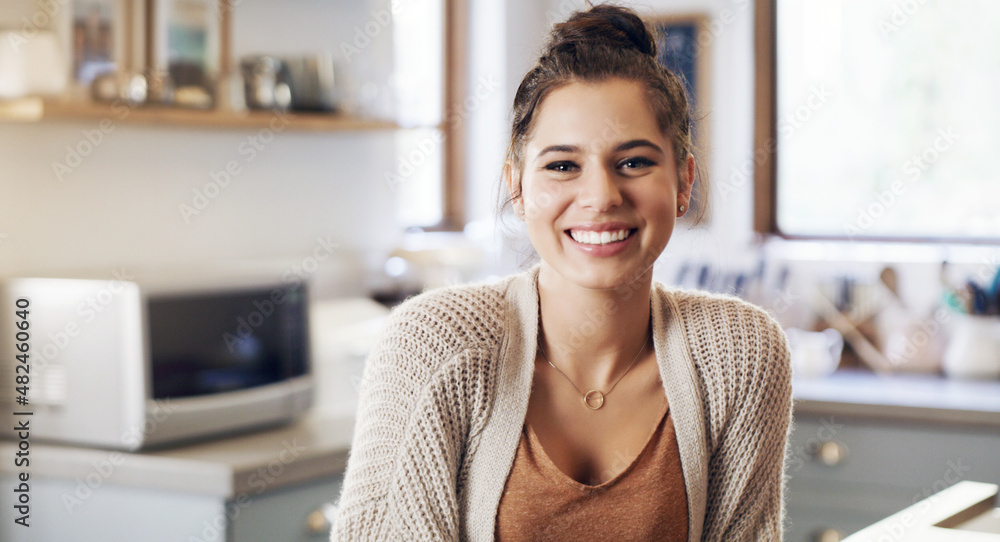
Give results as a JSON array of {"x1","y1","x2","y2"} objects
[
  {"x1": 0, "y1": 410, "x2": 355, "y2": 498},
  {"x1": 843, "y1": 481, "x2": 1000, "y2": 541},
  {"x1": 793, "y1": 369, "x2": 1000, "y2": 427}
]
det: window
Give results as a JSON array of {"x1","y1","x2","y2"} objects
[
  {"x1": 392, "y1": 0, "x2": 445, "y2": 227},
  {"x1": 755, "y1": 0, "x2": 1000, "y2": 242}
]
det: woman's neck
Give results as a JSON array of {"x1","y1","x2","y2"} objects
[{"x1": 536, "y1": 262, "x2": 653, "y2": 387}]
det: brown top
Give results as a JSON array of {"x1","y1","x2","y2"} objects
[{"x1": 495, "y1": 400, "x2": 688, "y2": 541}]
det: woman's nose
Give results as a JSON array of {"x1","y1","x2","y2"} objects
[{"x1": 577, "y1": 165, "x2": 623, "y2": 211}]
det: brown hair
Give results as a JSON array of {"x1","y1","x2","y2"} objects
[{"x1": 498, "y1": 3, "x2": 708, "y2": 225}]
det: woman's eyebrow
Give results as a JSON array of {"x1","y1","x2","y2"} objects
[
  {"x1": 535, "y1": 144, "x2": 580, "y2": 160},
  {"x1": 534, "y1": 139, "x2": 665, "y2": 162},
  {"x1": 615, "y1": 139, "x2": 665, "y2": 155}
]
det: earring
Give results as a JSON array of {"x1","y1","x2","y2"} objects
[
  {"x1": 517, "y1": 208, "x2": 524, "y2": 215},
  {"x1": 678, "y1": 205, "x2": 686, "y2": 213}
]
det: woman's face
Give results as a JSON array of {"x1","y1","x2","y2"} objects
[{"x1": 508, "y1": 78, "x2": 693, "y2": 291}]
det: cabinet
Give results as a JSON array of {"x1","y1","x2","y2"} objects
[{"x1": 786, "y1": 371, "x2": 1000, "y2": 541}]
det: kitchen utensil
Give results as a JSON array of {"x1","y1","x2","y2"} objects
[
  {"x1": 674, "y1": 262, "x2": 690, "y2": 286},
  {"x1": 285, "y1": 53, "x2": 339, "y2": 112},
  {"x1": 91, "y1": 71, "x2": 148, "y2": 105},
  {"x1": 879, "y1": 266, "x2": 902, "y2": 306},
  {"x1": 145, "y1": 71, "x2": 175, "y2": 105},
  {"x1": 811, "y1": 286, "x2": 893, "y2": 374},
  {"x1": 697, "y1": 265, "x2": 710, "y2": 290},
  {"x1": 968, "y1": 281, "x2": 989, "y2": 315},
  {"x1": 989, "y1": 267, "x2": 1000, "y2": 315},
  {"x1": 241, "y1": 55, "x2": 292, "y2": 110},
  {"x1": 733, "y1": 273, "x2": 747, "y2": 297}
]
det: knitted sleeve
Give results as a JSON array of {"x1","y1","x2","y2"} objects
[
  {"x1": 688, "y1": 296, "x2": 794, "y2": 540},
  {"x1": 330, "y1": 286, "x2": 500, "y2": 541}
]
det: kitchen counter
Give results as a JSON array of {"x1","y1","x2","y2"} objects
[
  {"x1": 843, "y1": 481, "x2": 1000, "y2": 541},
  {"x1": 793, "y1": 369, "x2": 1000, "y2": 427},
  {"x1": 0, "y1": 410, "x2": 356, "y2": 498}
]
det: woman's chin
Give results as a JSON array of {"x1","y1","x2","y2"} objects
[{"x1": 541, "y1": 256, "x2": 653, "y2": 293}]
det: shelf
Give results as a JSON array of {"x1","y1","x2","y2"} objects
[{"x1": 0, "y1": 97, "x2": 403, "y2": 132}]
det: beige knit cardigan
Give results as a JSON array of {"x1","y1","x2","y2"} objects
[{"x1": 331, "y1": 263, "x2": 793, "y2": 541}]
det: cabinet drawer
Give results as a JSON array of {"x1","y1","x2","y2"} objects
[
  {"x1": 231, "y1": 475, "x2": 343, "y2": 542},
  {"x1": 785, "y1": 478, "x2": 911, "y2": 541},
  {"x1": 787, "y1": 501, "x2": 882, "y2": 542},
  {"x1": 788, "y1": 414, "x2": 1000, "y2": 491}
]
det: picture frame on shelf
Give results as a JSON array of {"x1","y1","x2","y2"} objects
[
  {"x1": 53, "y1": 0, "x2": 145, "y2": 101},
  {"x1": 150, "y1": 0, "x2": 221, "y2": 94},
  {"x1": 146, "y1": 0, "x2": 222, "y2": 109},
  {"x1": 647, "y1": 14, "x2": 711, "y2": 223},
  {"x1": 66, "y1": 0, "x2": 128, "y2": 91}
]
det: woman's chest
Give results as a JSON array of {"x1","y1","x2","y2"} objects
[
  {"x1": 523, "y1": 351, "x2": 668, "y2": 486},
  {"x1": 495, "y1": 354, "x2": 688, "y2": 542}
]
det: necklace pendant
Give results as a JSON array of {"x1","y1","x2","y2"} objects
[{"x1": 583, "y1": 390, "x2": 605, "y2": 410}]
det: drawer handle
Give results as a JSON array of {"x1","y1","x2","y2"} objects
[
  {"x1": 812, "y1": 440, "x2": 848, "y2": 467},
  {"x1": 812, "y1": 528, "x2": 845, "y2": 542},
  {"x1": 307, "y1": 503, "x2": 338, "y2": 535}
]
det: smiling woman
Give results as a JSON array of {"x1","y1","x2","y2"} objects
[
  {"x1": 508, "y1": 78, "x2": 690, "y2": 290},
  {"x1": 331, "y1": 4, "x2": 792, "y2": 542}
]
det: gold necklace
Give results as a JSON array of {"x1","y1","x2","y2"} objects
[{"x1": 537, "y1": 327, "x2": 650, "y2": 410}]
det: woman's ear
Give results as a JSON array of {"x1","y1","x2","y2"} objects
[
  {"x1": 677, "y1": 154, "x2": 695, "y2": 214},
  {"x1": 504, "y1": 161, "x2": 524, "y2": 219}
]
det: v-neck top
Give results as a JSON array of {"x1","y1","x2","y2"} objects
[{"x1": 494, "y1": 399, "x2": 688, "y2": 541}]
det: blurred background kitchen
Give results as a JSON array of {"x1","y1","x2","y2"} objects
[{"x1": 1, "y1": 0, "x2": 999, "y2": 540}]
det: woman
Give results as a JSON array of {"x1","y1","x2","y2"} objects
[{"x1": 332, "y1": 4, "x2": 791, "y2": 541}]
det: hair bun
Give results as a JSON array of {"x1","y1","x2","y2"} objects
[{"x1": 546, "y1": 4, "x2": 657, "y2": 58}]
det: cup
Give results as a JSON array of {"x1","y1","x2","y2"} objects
[
  {"x1": 786, "y1": 327, "x2": 844, "y2": 378},
  {"x1": 876, "y1": 306, "x2": 944, "y2": 373},
  {"x1": 942, "y1": 315, "x2": 1000, "y2": 379}
]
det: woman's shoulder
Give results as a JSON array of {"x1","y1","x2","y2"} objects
[
  {"x1": 375, "y1": 273, "x2": 522, "y2": 353},
  {"x1": 654, "y1": 283, "x2": 791, "y2": 382},
  {"x1": 657, "y1": 284, "x2": 786, "y2": 340},
  {"x1": 357, "y1": 275, "x2": 523, "y2": 407},
  {"x1": 390, "y1": 273, "x2": 518, "y2": 321},
  {"x1": 654, "y1": 284, "x2": 792, "y2": 436}
]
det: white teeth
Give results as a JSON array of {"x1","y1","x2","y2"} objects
[{"x1": 570, "y1": 228, "x2": 632, "y2": 245}]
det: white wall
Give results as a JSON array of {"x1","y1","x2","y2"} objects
[
  {"x1": 0, "y1": 0, "x2": 407, "y2": 296},
  {"x1": 0, "y1": 122, "x2": 398, "y2": 271}
]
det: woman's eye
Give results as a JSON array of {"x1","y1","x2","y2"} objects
[
  {"x1": 619, "y1": 157, "x2": 656, "y2": 170},
  {"x1": 545, "y1": 161, "x2": 577, "y2": 173}
]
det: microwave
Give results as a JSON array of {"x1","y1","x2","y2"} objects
[{"x1": 0, "y1": 277, "x2": 313, "y2": 451}]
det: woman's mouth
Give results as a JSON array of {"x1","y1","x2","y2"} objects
[{"x1": 566, "y1": 228, "x2": 636, "y2": 245}]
